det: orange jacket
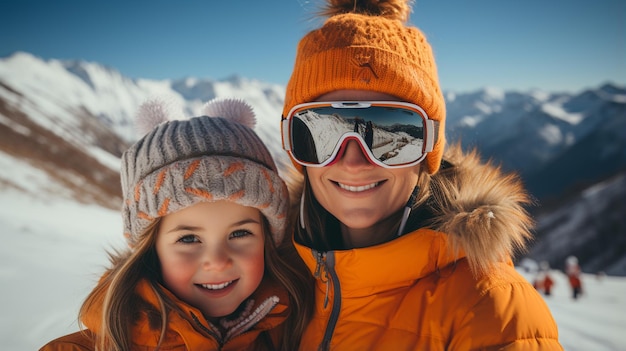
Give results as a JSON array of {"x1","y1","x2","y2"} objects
[
  {"x1": 294, "y1": 230, "x2": 562, "y2": 350},
  {"x1": 40, "y1": 278, "x2": 289, "y2": 351},
  {"x1": 290, "y1": 146, "x2": 563, "y2": 350}
]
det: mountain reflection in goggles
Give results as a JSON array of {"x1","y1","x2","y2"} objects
[{"x1": 282, "y1": 101, "x2": 435, "y2": 168}]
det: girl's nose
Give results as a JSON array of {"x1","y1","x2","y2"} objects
[
  {"x1": 202, "y1": 247, "x2": 231, "y2": 270},
  {"x1": 337, "y1": 139, "x2": 375, "y2": 169}
]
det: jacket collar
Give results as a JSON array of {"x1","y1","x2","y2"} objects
[
  {"x1": 82, "y1": 276, "x2": 289, "y2": 349},
  {"x1": 294, "y1": 228, "x2": 464, "y2": 296}
]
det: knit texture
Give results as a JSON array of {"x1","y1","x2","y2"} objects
[
  {"x1": 121, "y1": 99, "x2": 288, "y2": 246},
  {"x1": 283, "y1": 12, "x2": 446, "y2": 174}
]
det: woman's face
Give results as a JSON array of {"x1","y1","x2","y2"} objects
[{"x1": 307, "y1": 90, "x2": 421, "y2": 231}]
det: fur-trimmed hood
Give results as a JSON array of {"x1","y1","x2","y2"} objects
[
  {"x1": 427, "y1": 144, "x2": 533, "y2": 275},
  {"x1": 285, "y1": 144, "x2": 534, "y2": 276}
]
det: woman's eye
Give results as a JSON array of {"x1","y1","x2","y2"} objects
[
  {"x1": 177, "y1": 234, "x2": 199, "y2": 244},
  {"x1": 229, "y1": 230, "x2": 253, "y2": 239}
]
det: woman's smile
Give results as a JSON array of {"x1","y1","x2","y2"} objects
[{"x1": 335, "y1": 180, "x2": 383, "y2": 193}]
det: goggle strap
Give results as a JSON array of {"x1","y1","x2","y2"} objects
[
  {"x1": 299, "y1": 190, "x2": 306, "y2": 230},
  {"x1": 281, "y1": 118, "x2": 291, "y2": 151},
  {"x1": 397, "y1": 186, "x2": 420, "y2": 237},
  {"x1": 425, "y1": 120, "x2": 436, "y2": 152}
]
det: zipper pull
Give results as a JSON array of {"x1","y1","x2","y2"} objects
[
  {"x1": 324, "y1": 279, "x2": 330, "y2": 309},
  {"x1": 313, "y1": 250, "x2": 326, "y2": 280},
  {"x1": 312, "y1": 250, "x2": 331, "y2": 309}
]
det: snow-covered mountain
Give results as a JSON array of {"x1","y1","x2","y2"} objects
[
  {"x1": 1, "y1": 51, "x2": 625, "y2": 277},
  {"x1": 445, "y1": 84, "x2": 626, "y2": 199},
  {"x1": 0, "y1": 51, "x2": 290, "y2": 211}
]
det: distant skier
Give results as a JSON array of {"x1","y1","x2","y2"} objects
[
  {"x1": 543, "y1": 273, "x2": 554, "y2": 296},
  {"x1": 534, "y1": 261, "x2": 554, "y2": 296},
  {"x1": 566, "y1": 256, "x2": 583, "y2": 300}
]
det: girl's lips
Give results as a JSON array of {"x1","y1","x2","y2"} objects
[
  {"x1": 200, "y1": 280, "x2": 235, "y2": 290},
  {"x1": 196, "y1": 279, "x2": 239, "y2": 297}
]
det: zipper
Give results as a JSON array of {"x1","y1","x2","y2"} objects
[
  {"x1": 313, "y1": 250, "x2": 329, "y2": 307},
  {"x1": 192, "y1": 297, "x2": 279, "y2": 350},
  {"x1": 191, "y1": 312, "x2": 223, "y2": 350},
  {"x1": 312, "y1": 250, "x2": 341, "y2": 351}
]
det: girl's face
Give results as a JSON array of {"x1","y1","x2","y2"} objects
[
  {"x1": 307, "y1": 90, "x2": 420, "y2": 232},
  {"x1": 156, "y1": 201, "x2": 265, "y2": 318}
]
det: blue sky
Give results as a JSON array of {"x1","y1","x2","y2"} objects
[{"x1": 1, "y1": 0, "x2": 624, "y2": 93}]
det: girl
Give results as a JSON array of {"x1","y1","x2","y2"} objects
[
  {"x1": 280, "y1": 0, "x2": 564, "y2": 349},
  {"x1": 40, "y1": 98, "x2": 312, "y2": 350}
]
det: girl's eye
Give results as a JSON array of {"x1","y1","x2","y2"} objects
[
  {"x1": 177, "y1": 234, "x2": 199, "y2": 244},
  {"x1": 229, "y1": 230, "x2": 253, "y2": 239}
]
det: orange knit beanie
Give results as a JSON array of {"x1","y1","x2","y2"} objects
[{"x1": 283, "y1": 0, "x2": 446, "y2": 174}]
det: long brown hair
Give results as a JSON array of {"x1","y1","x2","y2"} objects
[
  {"x1": 260, "y1": 215, "x2": 314, "y2": 351},
  {"x1": 79, "y1": 215, "x2": 313, "y2": 350}
]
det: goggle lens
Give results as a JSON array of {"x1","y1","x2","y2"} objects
[{"x1": 283, "y1": 102, "x2": 435, "y2": 168}]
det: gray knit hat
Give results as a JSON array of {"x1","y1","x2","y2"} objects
[{"x1": 121, "y1": 98, "x2": 288, "y2": 247}]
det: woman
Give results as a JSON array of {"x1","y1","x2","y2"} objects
[{"x1": 280, "y1": 0, "x2": 563, "y2": 349}]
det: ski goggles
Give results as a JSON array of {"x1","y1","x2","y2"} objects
[{"x1": 281, "y1": 101, "x2": 436, "y2": 168}]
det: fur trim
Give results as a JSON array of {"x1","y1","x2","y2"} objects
[{"x1": 429, "y1": 144, "x2": 534, "y2": 276}]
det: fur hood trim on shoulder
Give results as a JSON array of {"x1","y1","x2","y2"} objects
[{"x1": 429, "y1": 144, "x2": 534, "y2": 276}]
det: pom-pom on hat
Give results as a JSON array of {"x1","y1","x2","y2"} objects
[
  {"x1": 282, "y1": 0, "x2": 446, "y2": 174},
  {"x1": 121, "y1": 98, "x2": 288, "y2": 247}
]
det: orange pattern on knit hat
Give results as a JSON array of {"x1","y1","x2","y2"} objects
[
  {"x1": 157, "y1": 198, "x2": 170, "y2": 217},
  {"x1": 282, "y1": 0, "x2": 446, "y2": 174},
  {"x1": 228, "y1": 190, "x2": 245, "y2": 201},
  {"x1": 134, "y1": 181, "x2": 142, "y2": 202},
  {"x1": 154, "y1": 168, "x2": 168, "y2": 194},
  {"x1": 261, "y1": 168, "x2": 275, "y2": 193},
  {"x1": 185, "y1": 187, "x2": 214, "y2": 200},
  {"x1": 184, "y1": 159, "x2": 201, "y2": 180},
  {"x1": 224, "y1": 162, "x2": 245, "y2": 176},
  {"x1": 138, "y1": 212, "x2": 152, "y2": 221}
]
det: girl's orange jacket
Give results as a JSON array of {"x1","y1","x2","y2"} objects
[{"x1": 40, "y1": 278, "x2": 289, "y2": 351}]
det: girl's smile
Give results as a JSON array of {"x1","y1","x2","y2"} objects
[
  {"x1": 196, "y1": 279, "x2": 239, "y2": 298},
  {"x1": 199, "y1": 280, "x2": 236, "y2": 290}
]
